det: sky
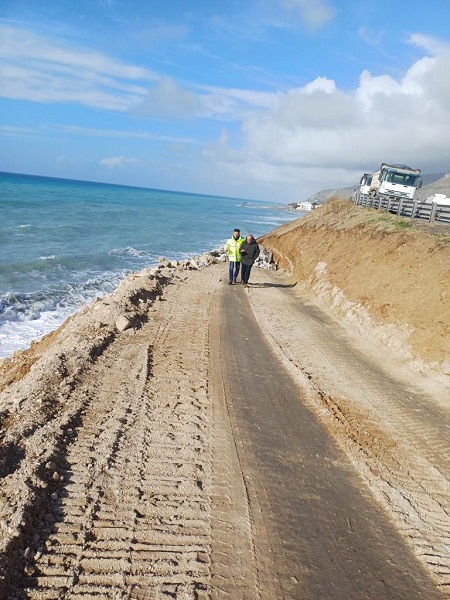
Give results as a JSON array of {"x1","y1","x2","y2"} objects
[{"x1": 1, "y1": 0, "x2": 450, "y2": 203}]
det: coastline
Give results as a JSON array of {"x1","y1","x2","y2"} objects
[
  {"x1": 1, "y1": 200, "x2": 449, "y2": 594},
  {"x1": 0, "y1": 251, "x2": 222, "y2": 387},
  {"x1": 1, "y1": 170, "x2": 297, "y2": 360}
]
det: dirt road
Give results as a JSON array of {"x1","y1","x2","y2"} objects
[{"x1": 1, "y1": 263, "x2": 449, "y2": 598}]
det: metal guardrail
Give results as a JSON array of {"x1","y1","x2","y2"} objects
[{"x1": 352, "y1": 194, "x2": 450, "y2": 224}]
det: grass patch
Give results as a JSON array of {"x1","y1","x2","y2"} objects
[{"x1": 391, "y1": 220, "x2": 413, "y2": 229}]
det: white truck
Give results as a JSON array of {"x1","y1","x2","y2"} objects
[
  {"x1": 369, "y1": 163, "x2": 422, "y2": 200},
  {"x1": 356, "y1": 173, "x2": 373, "y2": 200}
]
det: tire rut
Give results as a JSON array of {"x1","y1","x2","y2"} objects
[
  {"x1": 14, "y1": 270, "x2": 217, "y2": 600},
  {"x1": 208, "y1": 290, "x2": 277, "y2": 599},
  {"x1": 248, "y1": 271, "x2": 450, "y2": 592}
]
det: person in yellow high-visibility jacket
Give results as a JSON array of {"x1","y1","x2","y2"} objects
[{"x1": 224, "y1": 228, "x2": 244, "y2": 284}]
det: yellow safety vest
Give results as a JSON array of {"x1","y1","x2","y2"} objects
[{"x1": 225, "y1": 236, "x2": 244, "y2": 261}]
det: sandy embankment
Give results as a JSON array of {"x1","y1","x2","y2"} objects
[{"x1": 260, "y1": 199, "x2": 450, "y2": 379}]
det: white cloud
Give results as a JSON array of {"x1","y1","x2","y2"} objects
[
  {"x1": 206, "y1": 0, "x2": 335, "y2": 45},
  {"x1": 205, "y1": 38, "x2": 450, "y2": 198},
  {"x1": 0, "y1": 125, "x2": 35, "y2": 136},
  {"x1": 100, "y1": 156, "x2": 138, "y2": 168},
  {"x1": 407, "y1": 33, "x2": 450, "y2": 56},
  {"x1": 280, "y1": 0, "x2": 336, "y2": 29},
  {"x1": 56, "y1": 155, "x2": 69, "y2": 166},
  {"x1": 0, "y1": 24, "x2": 273, "y2": 120},
  {"x1": 132, "y1": 77, "x2": 202, "y2": 119},
  {"x1": 131, "y1": 21, "x2": 190, "y2": 48},
  {"x1": 0, "y1": 24, "x2": 156, "y2": 109},
  {"x1": 47, "y1": 124, "x2": 194, "y2": 144},
  {"x1": 358, "y1": 26, "x2": 386, "y2": 52}
]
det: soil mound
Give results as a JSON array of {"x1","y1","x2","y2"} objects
[{"x1": 259, "y1": 198, "x2": 450, "y2": 376}]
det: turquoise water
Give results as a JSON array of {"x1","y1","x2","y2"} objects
[{"x1": 0, "y1": 172, "x2": 301, "y2": 357}]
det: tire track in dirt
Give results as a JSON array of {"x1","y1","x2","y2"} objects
[
  {"x1": 208, "y1": 290, "x2": 278, "y2": 600},
  {"x1": 11, "y1": 268, "x2": 220, "y2": 599},
  {"x1": 247, "y1": 270, "x2": 450, "y2": 594}
]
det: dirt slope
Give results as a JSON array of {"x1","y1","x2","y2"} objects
[{"x1": 259, "y1": 199, "x2": 450, "y2": 375}]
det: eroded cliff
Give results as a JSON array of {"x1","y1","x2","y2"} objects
[{"x1": 259, "y1": 199, "x2": 450, "y2": 373}]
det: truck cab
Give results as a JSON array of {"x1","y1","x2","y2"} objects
[{"x1": 373, "y1": 163, "x2": 422, "y2": 200}]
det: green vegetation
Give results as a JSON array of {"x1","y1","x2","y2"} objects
[{"x1": 386, "y1": 219, "x2": 413, "y2": 229}]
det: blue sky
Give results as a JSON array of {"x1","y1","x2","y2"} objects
[{"x1": 1, "y1": 0, "x2": 449, "y2": 202}]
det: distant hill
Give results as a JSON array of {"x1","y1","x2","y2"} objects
[
  {"x1": 307, "y1": 173, "x2": 449, "y2": 204},
  {"x1": 421, "y1": 172, "x2": 447, "y2": 186},
  {"x1": 417, "y1": 174, "x2": 450, "y2": 201},
  {"x1": 305, "y1": 186, "x2": 355, "y2": 204}
]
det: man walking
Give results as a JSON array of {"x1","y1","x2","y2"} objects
[
  {"x1": 224, "y1": 228, "x2": 244, "y2": 284},
  {"x1": 239, "y1": 234, "x2": 260, "y2": 286}
]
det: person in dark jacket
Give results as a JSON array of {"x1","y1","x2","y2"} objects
[{"x1": 239, "y1": 234, "x2": 260, "y2": 286}]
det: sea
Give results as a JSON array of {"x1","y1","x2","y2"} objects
[{"x1": 0, "y1": 171, "x2": 302, "y2": 359}]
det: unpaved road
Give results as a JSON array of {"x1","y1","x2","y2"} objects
[{"x1": 1, "y1": 263, "x2": 449, "y2": 599}]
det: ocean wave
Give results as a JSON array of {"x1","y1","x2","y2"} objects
[
  {"x1": 109, "y1": 246, "x2": 155, "y2": 261},
  {"x1": 245, "y1": 214, "x2": 299, "y2": 227},
  {"x1": 0, "y1": 271, "x2": 127, "y2": 358}
]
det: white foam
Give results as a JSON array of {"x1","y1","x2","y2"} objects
[
  {"x1": 0, "y1": 306, "x2": 73, "y2": 358},
  {"x1": 109, "y1": 247, "x2": 154, "y2": 260},
  {"x1": 0, "y1": 271, "x2": 127, "y2": 359}
]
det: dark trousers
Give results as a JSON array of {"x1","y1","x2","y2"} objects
[
  {"x1": 229, "y1": 261, "x2": 241, "y2": 282},
  {"x1": 241, "y1": 263, "x2": 252, "y2": 283}
]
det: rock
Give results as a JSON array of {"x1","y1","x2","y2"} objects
[
  {"x1": 441, "y1": 361, "x2": 450, "y2": 375},
  {"x1": 45, "y1": 462, "x2": 57, "y2": 471},
  {"x1": 115, "y1": 315, "x2": 132, "y2": 332},
  {"x1": 158, "y1": 257, "x2": 172, "y2": 268},
  {"x1": 197, "y1": 551, "x2": 209, "y2": 563}
]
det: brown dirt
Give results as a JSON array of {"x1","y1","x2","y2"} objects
[
  {"x1": 260, "y1": 199, "x2": 450, "y2": 371},
  {"x1": 0, "y1": 201, "x2": 449, "y2": 598}
]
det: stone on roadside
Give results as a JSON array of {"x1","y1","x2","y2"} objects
[
  {"x1": 116, "y1": 315, "x2": 132, "y2": 332},
  {"x1": 441, "y1": 361, "x2": 450, "y2": 375}
]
